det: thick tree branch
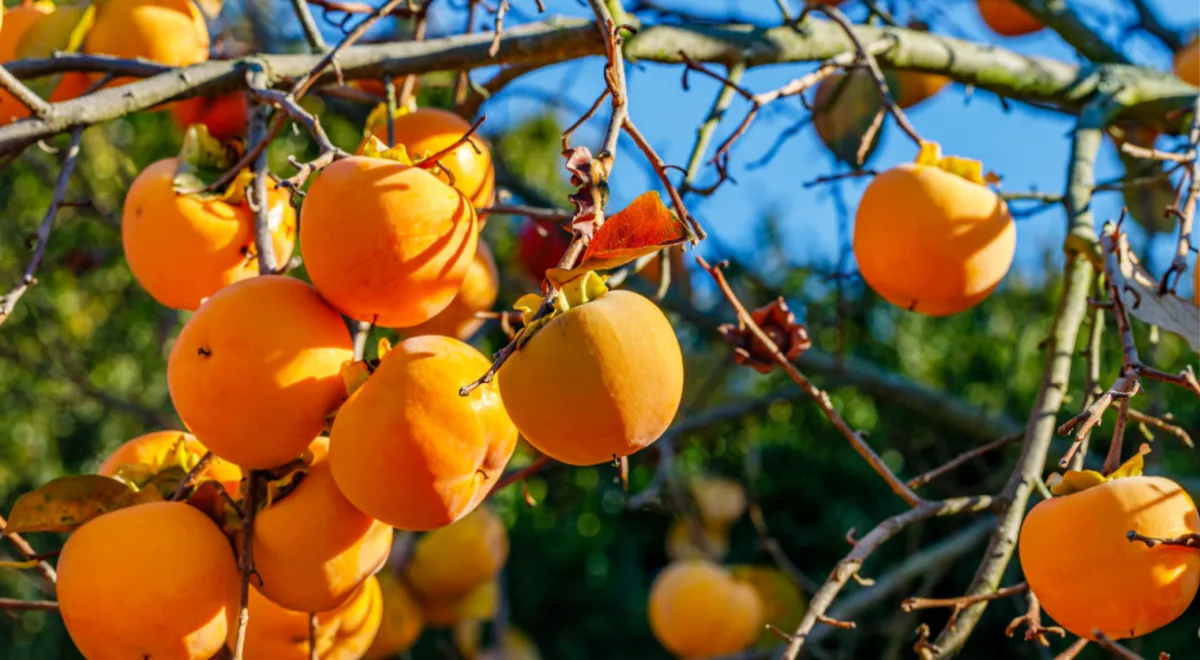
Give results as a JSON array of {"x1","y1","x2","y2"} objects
[{"x1": 1012, "y1": 0, "x2": 1129, "y2": 64}]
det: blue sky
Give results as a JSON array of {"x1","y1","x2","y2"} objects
[{"x1": 285, "y1": 0, "x2": 1198, "y2": 294}]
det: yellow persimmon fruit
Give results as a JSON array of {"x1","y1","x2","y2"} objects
[
  {"x1": 363, "y1": 107, "x2": 495, "y2": 207},
  {"x1": 364, "y1": 571, "x2": 425, "y2": 659},
  {"x1": 232, "y1": 575, "x2": 384, "y2": 660},
  {"x1": 498, "y1": 274, "x2": 684, "y2": 466},
  {"x1": 300, "y1": 154, "x2": 478, "y2": 328},
  {"x1": 83, "y1": 0, "x2": 209, "y2": 73},
  {"x1": 690, "y1": 476, "x2": 747, "y2": 530},
  {"x1": 405, "y1": 507, "x2": 508, "y2": 601},
  {"x1": 168, "y1": 276, "x2": 354, "y2": 469},
  {"x1": 976, "y1": 0, "x2": 1042, "y2": 37},
  {"x1": 98, "y1": 430, "x2": 243, "y2": 516},
  {"x1": 887, "y1": 69, "x2": 950, "y2": 109},
  {"x1": 419, "y1": 579, "x2": 498, "y2": 628},
  {"x1": 1020, "y1": 475, "x2": 1200, "y2": 640},
  {"x1": 665, "y1": 520, "x2": 729, "y2": 562},
  {"x1": 57, "y1": 501, "x2": 239, "y2": 660},
  {"x1": 649, "y1": 560, "x2": 764, "y2": 659},
  {"x1": 854, "y1": 143, "x2": 1015, "y2": 315},
  {"x1": 251, "y1": 437, "x2": 393, "y2": 613},
  {"x1": 0, "y1": 1, "x2": 53, "y2": 125},
  {"x1": 330, "y1": 336, "x2": 517, "y2": 530},
  {"x1": 1176, "y1": 39, "x2": 1200, "y2": 87},
  {"x1": 406, "y1": 240, "x2": 500, "y2": 340},
  {"x1": 122, "y1": 158, "x2": 296, "y2": 310},
  {"x1": 478, "y1": 628, "x2": 542, "y2": 660},
  {"x1": 730, "y1": 565, "x2": 807, "y2": 648}
]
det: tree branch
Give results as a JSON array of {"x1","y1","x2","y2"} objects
[
  {"x1": 0, "y1": 64, "x2": 52, "y2": 118},
  {"x1": 1011, "y1": 0, "x2": 1129, "y2": 64}
]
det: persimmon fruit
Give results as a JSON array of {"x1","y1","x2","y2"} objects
[
  {"x1": 649, "y1": 559, "x2": 763, "y2": 659},
  {"x1": 300, "y1": 154, "x2": 478, "y2": 328},
  {"x1": 665, "y1": 520, "x2": 729, "y2": 562},
  {"x1": 98, "y1": 430, "x2": 242, "y2": 515},
  {"x1": 0, "y1": 1, "x2": 53, "y2": 125},
  {"x1": 364, "y1": 107, "x2": 496, "y2": 207},
  {"x1": 250, "y1": 437, "x2": 393, "y2": 613},
  {"x1": 406, "y1": 241, "x2": 499, "y2": 340},
  {"x1": 83, "y1": 0, "x2": 210, "y2": 75},
  {"x1": 517, "y1": 221, "x2": 571, "y2": 283},
  {"x1": 689, "y1": 476, "x2": 747, "y2": 530},
  {"x1": 1175, "y1": 39, "x2": 1199, "y2": 87},
  {"x1": 122, "y1": 158, "x2": 296, "y2": 310},
  {"x1": 976, "y1": 0, "x2": 1042, "y2": 37},
  {"x1": 168, "y1": 276, "x2": 354, "y2": 469},
  {"x1": 1019, "y1": 476, "x2": 1200, "y2": 640},
  {"x1": 233, "y1": 575, "x2": 384, "y2": 660},
  {"x1": 498, "y1": 277, "x2": 684, "y2": 466},
  {"x1": 404, "y1": 507, "x2": 508, "y2": 601},
  {"x1": 57, "y1": 501, "x2": 239, "y2": 660},
  {"x1": 329, "y1": 335, "x2": 517, "y2": 530},
  {"x1": 171, "y1": 94, "x2": 250, "y2": 141},
  {"x1": 364, "y1": 571, "x2": 425, "y2": 659},
  {"x1": 853, "y1": 144, "x2": 1015, "y2": 315}
]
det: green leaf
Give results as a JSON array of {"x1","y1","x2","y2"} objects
[
  {"x1": 172, "y1": 124, "x2": 251, "y2": 202},
  {"x1": 3, "y1": 475, "x2": 161, "y2": 535}
]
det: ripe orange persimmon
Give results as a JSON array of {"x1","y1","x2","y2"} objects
[
  {"x1": 649, "y1": 560, "x2": 763, "y2": 659},
  {"x1": 171, "y1": 94, "x2": 250, "y2": 141},
  {"x1": 813, "y1": 70, "x2": 884, "y2": 167},
  {"x1": 887, "y1": 70, "x2": 950, "y2": 109},
  {"x1": 330, "y1": 336, "x2": 516, "y2": 530},
  {"x1": 364, "y1": 571, "x2": 425, "y2": 659},
  {"x1": 405, "y1": 507, "x2": 508, "y2": 601},
  {"x1": 233, "y1": 576, "x2": 384, "y2": 660},
  {"x1": 83, "y1": 0, "x2": 210, "y2": 75},
  {"x1": 498, "y1": 275, "x2": 684, "y2": 466},
  {"x1": 976, "y1": 0, "x2": 1042, "y2": 37},
  {"x1": 418, "y1": 578, "x2": 498, "y2": 627},
  {"x1": 364, "y1": 108, "x2": 495, "y2": 207},
  {"x1": 0, "y1": 1, "x2": 53, "y2": 125},
  {"x1": 168, "y1": 276, "x2": 354, "y2": 469},
  {"x1": 406, "y1": 241, "x2": 499, "y2": 340},
  {"x1": 300, "y1": 154, "x2": 478, "y2": 328},
  {"x1": 1175, "y1": 39, "x2": 1199, "y2": 87},
  {"x1": 251, "y1": 437, "x2": 393, "y2": 613},
  {"x1": 58, "y1": 501, "x2": 239, "y2": 660},
  {"x1": 122, "y1": 158, "x2": 296, "y2": 310},
  {"x1": 853, "y1": 143, "x2": 1015, "y2": 315},
  {"x1": 98, "y1": 430, "x2": 242, "y2": 516},
  {"x1": 1019, "y1": 476, "x2": 1200, "y2": 640},
  {"x1": 517, "y1": 221, "x2": 571, "y2": 283}
]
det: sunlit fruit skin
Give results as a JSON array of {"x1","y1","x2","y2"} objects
[
  {"x1": 300, "y1": 156, "x2": 478, "y2": 328},
  {"x1": 853, "y1": 162, "x2": 1015, "y2": 316},
  {"x1": 812, "y1": 70, "x2": 884, "y2": 167},
  {"x1": 649, "y1": 560, "x2": 764, "y2": 659},
  {"x1": 122, "y1": 158, "x2": 296, "y2": 311},
  {"x1": 976, "y1": 0, "x2": 1042, "y2": 37},
  {"x1": 365, "y1": 108, "x2": 495, "y2": 207},
  {"x1": 364, "y1": 571, "x2": 425, "y2": 659},
  {"x1": 498, "y1": 290, "x2": 684, "y2": 466},
  {"x1": 98, "y1": 430, "x2": 243, "y2": 514},
  {"x1": 405, "y1": 507, "x2": 508, "y2": 601},
  {"x1": 406, "y1": 241, "x2": 499, "y2": 340},
  {"x1": 887, "y1": 70, "x2": 950, "y2": 109},
  {"x1": 171, "y1": 94, "x2": 250, "y2": 141},
  {"x1": 168, "y1": 276, "x2": 354, "y2": 469},
  {"x1": 251, "y1": 437, "x2": 393, "y2": 613},
  {"x1": 0, "y1": 2, "x2": 53, "y2": 124},
  {"x1": 1175, "y1": 40, "x2": 1200, "y2": 87},
  {"x1": 83, "y1": 0, "x2": 210, "y2": 77},
  {"x1": 57, "y1": 501, "x2": 239, "y2": 660},
  {"x1": 330, "y1": 335, "x2": 517, "y2": 531},
  {"x1": 232, "y1": 576, "x2": 384, "y2": 660},
  {"x1": 517, "y1": 222, "x2": 571, "y2": 283},
  {"x1": 1018, "y1": 476, "x2": 1200, "y2": 640}
]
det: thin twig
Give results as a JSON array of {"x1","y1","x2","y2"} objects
[
  {"x1": 1127, "y1": 409, "x2": 1193, "y2": 448},
  {"x1": 398, "y1": 0, "x2": 432, "y2": 107},
  {"x1": 0, "y1": 127, "x2": 83, "y2": 326},
  {"x1": 488, "y1": 455, "x2": 552, "y2": 496},
  {"x1": 0, "y1": 514, "x2": 57, "y2": 589},
  {"x1": 902, "y1": 583, "x2": 1028, "y2": 632},
  {"x1": 308, "y1": 612, "x2": 319, "y2": 660},
  {"x1": 169, "y1": 452, "x2": 215, "y2": 502},
  {"x1": 0, "y1": 65, "x2": 51, "y2": 118},
  {"x1": 0, "y1": 598, "x2": 58, "y2": 612},
  {"x1": 1055, "y1": 638, "x2": 1089, "y2": 660},
  {"x1": 1126, "y1": 531, "x2": 1200, "y2": 549},
  {"x1": 231, "y1": 471, "x2": 263, "y2": 660},
  {"x1": 1005, "y1": 589, "x2": 1066, "y2": 647},
  {"x1": 907, "y1": 433, "x2": 1023, "y2": 490},
  {"x1": 292, "y1": 0, "x2": 330, "y2": 52},
  {"x1": 1158, "y1": 96, "x2": 1199, "y2": 295},
  {"x1": 1092, "y1": 631, "x2": 1146, "y2": 660},
  {"x1": 480, "y1": 204, "x2": 573, "y2": 222}
]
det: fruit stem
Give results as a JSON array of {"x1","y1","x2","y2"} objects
[{"x1": 231, "y1": 471, "x2": 263, "y2": 660}]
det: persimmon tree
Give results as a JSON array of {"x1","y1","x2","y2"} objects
[{"x1": 0, "y1": 0, "x2": 1197, "y2": 659}]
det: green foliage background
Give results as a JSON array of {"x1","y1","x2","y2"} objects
[{"x1": 0, "y1": 9, "x2": 1198, "y2": 660}]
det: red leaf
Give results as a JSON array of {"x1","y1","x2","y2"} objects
[{"x1": 578, "y1": 191, "x2": 687, "y2": 272}]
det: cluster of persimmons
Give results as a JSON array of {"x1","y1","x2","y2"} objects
[{"x1": 1, "y1": 0, "x2": 1199, "y2": 659}]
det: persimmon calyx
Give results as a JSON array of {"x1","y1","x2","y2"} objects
[
  {"x1": 914, "y1": 141, "x2": 1000, "y2": 186},
  {"x1": 173, "y1": 124, "x2": 253, "y2": 202},
  {"x1": 1046, "y1": 443, "x2": 1151, "y2": 496},
  {"x1": 511, "y1": 271, "x2": 608, "y2": 346},
  {"x1": 360, "y1": 135, "x2": 415, "y2": 165}
]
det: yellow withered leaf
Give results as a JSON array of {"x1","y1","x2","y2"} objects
[{"x1": 4, "y1": 475, "x2": 161, "y2": 534}]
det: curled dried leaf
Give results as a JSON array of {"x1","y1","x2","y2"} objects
[
  {"x1": 4, "y1": 475, "x2": 161, "y2": 534},
  {"x1": 565, "y1": 146, "x2": 609, "y2": 239}
]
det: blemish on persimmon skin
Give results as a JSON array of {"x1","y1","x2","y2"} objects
[{"x1": 197, "y1": 347, "x2": 212, "y2": 357}]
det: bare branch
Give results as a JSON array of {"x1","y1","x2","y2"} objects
[
  {"x1": 0, "y1": 65, "x2": 51, "y2": 118},
  {"x1": 292, "y1": 0, "x2": 330, "y2": 52},
  {"x1": 907, "y1": 433, "x2": 1023, "y2": 490},
  {"x1": 0, "y1": 514, "x2": 57, "y2": 591}
]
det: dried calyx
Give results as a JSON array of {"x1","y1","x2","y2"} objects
[
  {"x1": 1047, "y1": 443, "x2": 1151, "y2": 496},
  {"x1": 914, "y1": 141, "x2": 999, "y2": 186},
  {"x1": 719, "y1": 297, "x2": 810, "y2": 374}
]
